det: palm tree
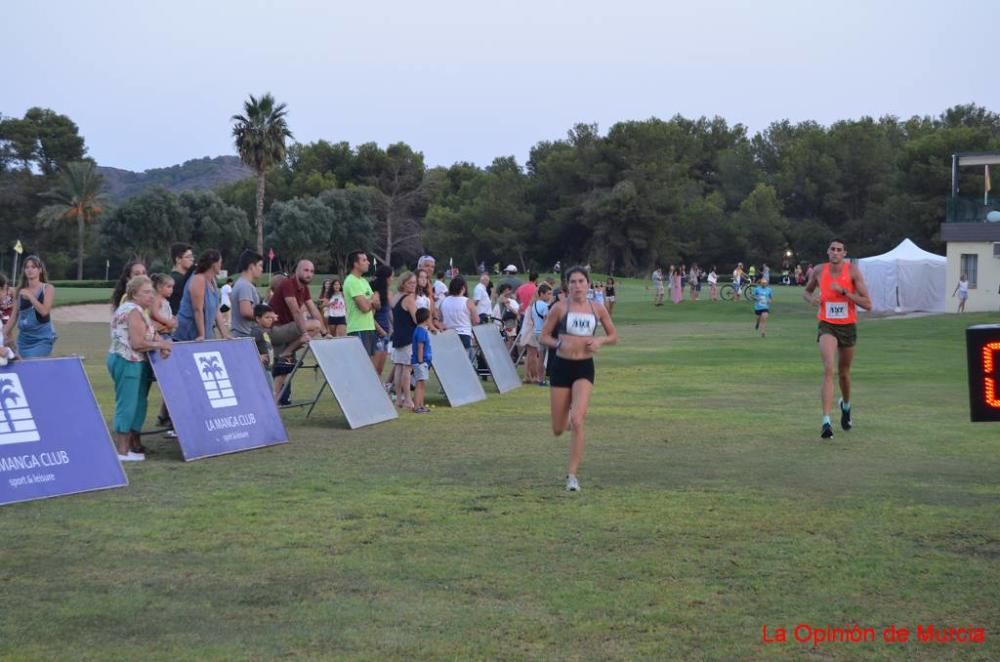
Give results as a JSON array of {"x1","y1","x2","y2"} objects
[
  {"x1": 0, "y1": 378, "x2": 20, "y2": 432},
  {"x1": 199, "y1": 356, "x2": 223, "y2": 380},
  {"x1": 37, "y1": 161, "x2": 109, "y2": 280},
  {"x1": 231, "y1": 93, "x2": 293, "y2": 254}
]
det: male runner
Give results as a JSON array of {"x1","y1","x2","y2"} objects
[{"x1": 802, "y1": 239, "x2": 871, "y2": 439}]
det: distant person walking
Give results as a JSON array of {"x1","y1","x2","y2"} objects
[
  {"x1": 707, "y1": 267, "x2": 719, "y2": 301},
  {"x1": 670, "y1": 266, "x2": 683, "y2": 304},
  {"x1": 651, "y1": 268, "x2": 665, "y2": 306},
  {"x1": 802, "y1": 239, "x2": 872, "y2": 440},
  {"x1": 688, "y1": 264, "x2": 701, "y2": 301},
  {"x1": 952, "y1": 273, "x2": 969, "y2": 313}
]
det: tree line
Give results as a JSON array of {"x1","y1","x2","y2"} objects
[{"x1": 2, "y1": 101, "x2": 999, "y2": 279}]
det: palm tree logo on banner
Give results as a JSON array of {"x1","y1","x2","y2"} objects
[
  {"x1": 0, "y1": 374, "x2": 40, "y2": 445},
  {"x1": 192, "y1": 351, "x2": 238, "y2": 409}
]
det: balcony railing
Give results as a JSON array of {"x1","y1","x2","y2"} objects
[{"x1": 946, "y1": 194, "x2": 1000, "y2": 223}]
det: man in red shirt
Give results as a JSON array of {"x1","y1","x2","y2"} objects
[
  {"x1": 268, "y1": 259, "x2": 327, "y2": 399},
  {"x1": 515, "y1": 272, "x2": 539, "y2": 317}
]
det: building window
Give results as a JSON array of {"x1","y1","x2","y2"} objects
[{"x1": 960, "y1": 254, "x2": 978, "y2": 288}]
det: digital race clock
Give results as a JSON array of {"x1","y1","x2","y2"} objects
[{"x1": 967, "y1": 324, "x2": 1000, "y2": 422}]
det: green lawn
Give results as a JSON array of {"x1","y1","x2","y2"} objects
[
  {"x1": 2, "y1": 281, "x2": 998, "y2": 660},
  {"x1": 54, "y1": 287, "x2": 114, "y2": 306}
]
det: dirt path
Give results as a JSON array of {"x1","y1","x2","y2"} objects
[{"x1": 51, "y1": 304, "x2": 111, "y2": 323}]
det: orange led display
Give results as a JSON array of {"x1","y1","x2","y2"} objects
[
  {"x1": 968, "y1": 327, "x2": 1000, "y2": 422},
  {"x1": 986, "y1": 342, "x2": 1000, "y2": 409}
]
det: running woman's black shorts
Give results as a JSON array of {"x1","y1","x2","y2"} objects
[{"x1": 549, "y1": 354, "x2": 595, "y2": 388}]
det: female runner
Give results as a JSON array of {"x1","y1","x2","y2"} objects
[{"x1": 539, "y1": 266, "x2": 617, "y2": 492}]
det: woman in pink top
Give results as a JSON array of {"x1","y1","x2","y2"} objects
[{"x1": 670, "y1": 267, "x2": 683, "y2": 304}]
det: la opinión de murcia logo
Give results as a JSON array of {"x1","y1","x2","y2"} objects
[
  {"x1": 0, "y1": 374, "x2": 40, "y2": 445},
  {"x1": 193, "y1": 351, "x2": 238, "y2": 409}
]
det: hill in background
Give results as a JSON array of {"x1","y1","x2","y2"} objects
[{"x1": 98, "y1": 155, "x2": 252, "y2": 202}]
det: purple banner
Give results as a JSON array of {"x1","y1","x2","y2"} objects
[
  {"x1": 150, "y1": 338, "x2": 287, "y2": 461},
  {"x1": 0, "y1": 357, "x2": 127, "y2": 506}
]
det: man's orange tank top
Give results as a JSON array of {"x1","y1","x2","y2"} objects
[{"x1": 817, "y1": 263, "x2": 857, "y2": 324}]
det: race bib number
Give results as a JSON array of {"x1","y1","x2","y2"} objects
[
  {"x1": 565, "y1": 313, "x2": 596, "y2": 336},
  {"x1": 825, "y1": 302, "x2": 848, "y2": 319}
]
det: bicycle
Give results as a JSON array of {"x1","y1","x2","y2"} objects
[{"x1": 719, "y1": 280, "x2": 754, "y2": 302}]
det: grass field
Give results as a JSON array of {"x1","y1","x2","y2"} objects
[
  {"x1": 53, "y1": 287, "x2": 114, "y2": 306},
  {"x1": 2, "y1": 281, "x2": 998, "y2": 660}
]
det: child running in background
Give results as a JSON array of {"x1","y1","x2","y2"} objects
[
  {"x1": 752, "y1": 276, "x2": 773, "y2": 337},
  {"x1": 411, "y1": 308, "x2": 433, "y2": 414}
]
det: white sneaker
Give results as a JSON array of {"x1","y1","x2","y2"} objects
[
  {"x1": 118, "y1": 452, "x2": 145, "y2": 462},
  {"x1": 164, "y1": 429, "x2": 178, "y2": 438},
  {"x1": 565, "y1": 474, "x2": 580, "y2": 492}
]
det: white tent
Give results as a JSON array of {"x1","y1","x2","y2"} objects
[{"x1": 857, "y1": 238, "x2": 946, "y2": 313}]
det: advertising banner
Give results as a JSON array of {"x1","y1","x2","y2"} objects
[
  {"x1": 151, "y1": 339, "x2": 287, "y2": 461},
  {"x1": 305, "y1": 338, "x2": 397, "y2": 428},
  {"x1": 0, "y1": 357, "x2": 127, "y2": 506},
  {"x1": 471, "y1": 323, "x2": 522, "y2": 394},
  {"x1": 430, "y1": 330, "x2": 486, "y2": 407}
]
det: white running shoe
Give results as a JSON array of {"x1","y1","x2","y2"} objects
[
  {"x1": 118, "y1": 452, "x2": 145, "y2": 462},
  {"x1": 565, "y1": 474, "x2": 580, "y2": 492}
]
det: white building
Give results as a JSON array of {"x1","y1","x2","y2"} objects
[{"x1": 942, "y1": 152, "x2": 1000, "y2": 312}]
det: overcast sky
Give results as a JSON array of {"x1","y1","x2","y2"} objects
[{"x1": 4, "y1": 0, "x2": 996, "y2": 172}]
